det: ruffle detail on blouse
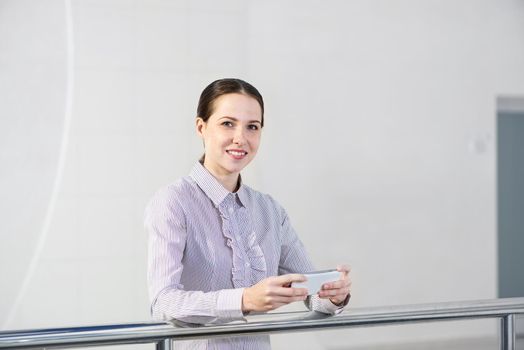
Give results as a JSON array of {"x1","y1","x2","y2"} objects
[
  {"x1": 223, "y1": 227, "x2": 267, "y2": 288},
  {"x1": 246, "y1": 230, "x2": 267, "y2": 273}
]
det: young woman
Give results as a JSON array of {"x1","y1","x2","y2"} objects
[{"x1": 145, "y1": 78, "x2": 351, "y2": 349}]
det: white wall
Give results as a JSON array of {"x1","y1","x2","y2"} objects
[{"x1": 1, "y1": 0, "x2": 524, "y2": 348}]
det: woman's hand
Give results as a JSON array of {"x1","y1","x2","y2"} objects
[
  {"x1": 242, "y1": 274, "x2": 308, "y2": 313},
  {"x1": 318, "y1": 265, "x2": 352, "y2": 306}
]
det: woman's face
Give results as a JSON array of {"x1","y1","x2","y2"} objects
[{"x1": 196, "y1": 93, "x2": 263, "y2": 179}]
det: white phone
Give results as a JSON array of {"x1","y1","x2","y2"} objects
[{"x1": 291, "y1": 269, "x2": 341, "y2": 295}]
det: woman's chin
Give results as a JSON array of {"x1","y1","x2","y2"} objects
[{"x1": 223, "y1": 159, "x2": 251, "y2": 174}]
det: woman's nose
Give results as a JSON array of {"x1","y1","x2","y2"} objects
[{"x1": 233, "y1": 128, "x2": 246, "y2": 145}]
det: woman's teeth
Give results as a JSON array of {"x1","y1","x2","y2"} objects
[{"x1": 227, "y1": 150, "x2": 247, "y2": 156}]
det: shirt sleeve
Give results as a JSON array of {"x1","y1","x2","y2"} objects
[
  {"x1": 306, "y1": 294, "x2": 350, "y2": 315},
  {"x1": 277, "y1": 206, "x2": 349, "y2": 315},
  {"x1": 145, "y1": 186, "x2": 246, "y2": 325}
]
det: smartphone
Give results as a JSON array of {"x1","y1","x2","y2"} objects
[{"x1": 291, "y1": 269, "x2": 340, "y2": 295}]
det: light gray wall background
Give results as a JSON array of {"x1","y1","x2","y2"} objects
[{"x1": 1, "y1": 0, "x2": 524, "y2": 349}]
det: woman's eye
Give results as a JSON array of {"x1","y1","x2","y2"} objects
[
  {"x1": 221, "y1": 121, "x2": 233, "y2": 127},
  {"x1": 248, "y1": 124, "x2": 259, "y2": 131}
]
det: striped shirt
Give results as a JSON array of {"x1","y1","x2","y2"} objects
[{"x1": 145, "y1": 162, "x2": 346, "y2": 349}]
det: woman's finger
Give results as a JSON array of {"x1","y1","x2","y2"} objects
[
  {"x1": 272, "y1": 273, "x2": 306, "y2": 286},
  {"x1": 336, "y1": 264, "x2": 351, "y2": 274},
  {"x1": 322, "y1": 278, "x2": 350, "y2": 290},
  {"x1": 267, "y1": 295, "x2": 308, "y2": 305},
  {"x1": 318, "y1": 287, "x2": 350, "y2": 298},
  {"x1": 270, "y1": 286, "x2": 308, "y2": 297}
]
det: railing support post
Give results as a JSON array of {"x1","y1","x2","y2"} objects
[
  {"x1": 156, "y1": 338, "x2": 172, "y2": 350},
  {"x1": 500, "y1": 314, "x2": 516, "y2": 350}
]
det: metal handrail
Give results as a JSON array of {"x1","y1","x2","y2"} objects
[{"x1": 1, "y1": 297, "x2": 523, "y2": 350}]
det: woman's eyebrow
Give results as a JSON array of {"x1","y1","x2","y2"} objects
[{"x1": 218, "y1": 116, "x2": 262, "y2": 124}]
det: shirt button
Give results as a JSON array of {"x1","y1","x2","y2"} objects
[
  {"x1": 226, "y1": 239, "x2": 232, "y2": 247},
  {"x1": 245, "y1": 262, "x2": 250, "y2": 267},
  {"x1": 228, "y1": 207, "x2": 234, "y2": 213}
]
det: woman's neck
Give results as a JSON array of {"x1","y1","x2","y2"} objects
[
  {"x1": 203, "y1": 161, "x2": 240, "y2": 192},
  {"x1": 215, "y1": 173, "x2": 240, "y2": 193}
]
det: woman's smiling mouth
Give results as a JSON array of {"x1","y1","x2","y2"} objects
[{"x1": 226, "y1": 149, "x2": 248, "y2": 159}]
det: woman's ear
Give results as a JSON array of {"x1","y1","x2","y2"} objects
[{"x1": 196, "y1": 117, "x2": 206, "y2": 138}]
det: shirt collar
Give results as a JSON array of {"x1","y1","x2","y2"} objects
[{"x1": 189, "y1": 161, "x2": 247, "y2": 208}]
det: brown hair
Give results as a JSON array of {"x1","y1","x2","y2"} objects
[{"x1": 197, "y1": 78, "x2": 264, "y2": 126}]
